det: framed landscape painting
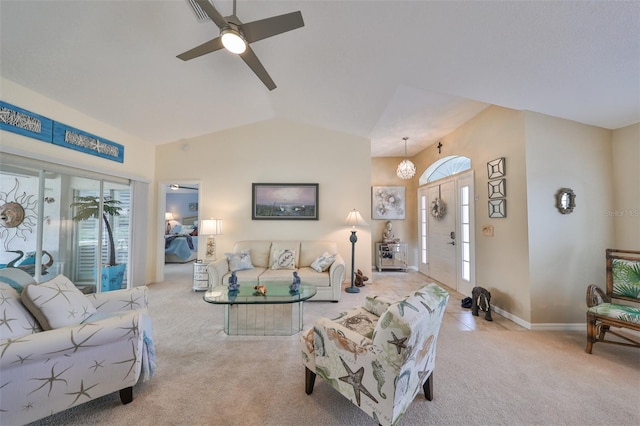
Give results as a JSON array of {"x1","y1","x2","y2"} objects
[{"x1": 252, "y1": 183, "x2": 319, "y2": 220}]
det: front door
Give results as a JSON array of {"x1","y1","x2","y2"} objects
[
  {"x1": 426, "y1": 179, "x2": 456, "y2": 286},
  {"x1": 418, "y1": 170, "x2": 475, "y2": 294}
]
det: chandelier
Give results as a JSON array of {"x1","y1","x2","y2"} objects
[{"x1": 396, "y1": 137, "x2": 416, "y2": 179}]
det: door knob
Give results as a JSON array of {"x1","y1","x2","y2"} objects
[{"x1": 447, "y1": 241, "x2": 455, "y2": 245}]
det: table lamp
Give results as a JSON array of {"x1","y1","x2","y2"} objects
[
  {"x1": 164, "y1": 212, "x2": 174, "y2": 234},
  {"x1": 344, "y1": 209, "x2": 368, "y2": 294},
  {"x1": 201, "y1": 219, "x2": 222, "y2": 259}
]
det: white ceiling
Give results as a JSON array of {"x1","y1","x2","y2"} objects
[{"x1": 1, "y1": 1, "x2": 638, "y2": 157}]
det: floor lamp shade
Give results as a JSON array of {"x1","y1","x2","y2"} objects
[
  {"x1": 344, "y1": 209, "x2": 368, "y2": 294},
  {"x1": 201, "y1": 219, "x2": 222, "y2": 259}
]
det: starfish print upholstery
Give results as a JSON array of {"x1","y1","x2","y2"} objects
[
  {"x1": 65, "y1": 379, "x2": 98, "y2": 406},
  {"x1": 0, "y1": 310, "x2": 17, "y2": 333},
  {"x1": 0, "y1": 269, "x2": 155, "y2": 425},
  {"x1": 301, "y1": 283, "x2": 449, "y2": 426},
  {"x1": 28, "y1": 363, "x2": 72, "y2": 397},
  {"x1": 338, "y1": 356, "x2": 378, "y2": 407},
  {"x1": 387, "y1": 331, "x2": 408, "y2": 354}
]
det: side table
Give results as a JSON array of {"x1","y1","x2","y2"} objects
[
  {"x1": 192, "y1": 261, "x2": 209, "y2": 291},
  {"x1": 376, "y1": 242, "x2": 408, "y2": 272}
]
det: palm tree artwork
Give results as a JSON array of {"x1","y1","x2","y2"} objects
[{"x1": 71, "y1": 196, "x2": 122, "y2": 267}]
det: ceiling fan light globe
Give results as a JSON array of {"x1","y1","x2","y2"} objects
[{"x1": 221, "y1": 28, "x2": 247, "y2": 54}]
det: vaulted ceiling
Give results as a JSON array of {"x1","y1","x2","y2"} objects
[{"x1": 1, "y1": 1, "x2": 638, "y2": 157}]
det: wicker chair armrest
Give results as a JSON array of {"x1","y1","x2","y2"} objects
[{"x1": 586, "y1": 284, "x2": 609, "y2": 307}]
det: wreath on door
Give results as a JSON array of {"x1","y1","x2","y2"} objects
[{"x1": 431, "y1": 197, "x2": 447, "y2": 220}]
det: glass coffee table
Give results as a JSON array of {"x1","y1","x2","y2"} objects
[{"x1": 203, "y1": 283, "x2": 317, "y2": 336}]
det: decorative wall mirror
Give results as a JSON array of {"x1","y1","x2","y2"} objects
[{"x1": 556, "y1": 188, "x2": 576, "y2": 214}]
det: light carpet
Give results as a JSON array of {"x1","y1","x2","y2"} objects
[{"x1": 29, "y1": 266, "x2": 639, "y2": 426}]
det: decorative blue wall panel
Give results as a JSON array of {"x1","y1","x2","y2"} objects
[
  {"x1": 0, "y1": 101, "x2": 53, "y2": 143},
  {"x1": 53, "y1": 122, "x2": 124, "y2": 163}
]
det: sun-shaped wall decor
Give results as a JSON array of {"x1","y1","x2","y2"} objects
[{"x1": 0, "y1": 178, "x2": 38, "y2": 250}]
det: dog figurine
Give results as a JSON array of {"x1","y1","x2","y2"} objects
[
  {"x1": 354, "y1": 269, "x2": 369, "y2": 287},
  {"x1": 471, "y1": 286, "x2": 493, "y2": 321}
]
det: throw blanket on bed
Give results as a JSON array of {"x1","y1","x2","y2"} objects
[{"x1": 165, "y1": 234, "x2": 194, "y2": 250}]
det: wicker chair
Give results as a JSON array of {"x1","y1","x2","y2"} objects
[{"x1": 586, "y1": 249, "x2": 640, "y2": 353}]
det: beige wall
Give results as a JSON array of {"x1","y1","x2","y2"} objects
[
  {"x1": 611, "y1": 123, "x2": 640, "y2": 250},
  {"x1": 4, "y1": 76, "x2": 636, "y2": 323},
  {"x1": 370, "y1": 157, "x2": 418, "y2": 267},
  {"x1": 0, "y1": 79, "x2": 155, "y2": 180},
  {"x1": 0, "y1": 77, "x2": 157, "y2": 284},
  {"x1": 409, "y1": 106, "x2": 533, "y2": 322},
  {"x1": 155, "y1": 119, "x2": 373, "y2": 283},
  {"x1": 524, "y1": 112, "x2": 614, "y2": 325},
  {"x1": 392, "y1": 107, "x2": 634, "y2": 326}
]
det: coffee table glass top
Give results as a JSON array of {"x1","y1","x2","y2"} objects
[{"x1": 203, "y1": 283, "x2": 317, "y2": 305}]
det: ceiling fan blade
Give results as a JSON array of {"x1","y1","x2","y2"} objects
[
  {"x1": 240, "y1": 46, "x2": 276, "y2": 91},
  {"x1": 241, "y1": 11, "x2": 304, "y2": 44},
  {"x1": 194, "y1": 0, "x2": 228, "y2": 29},
  {"x1": 177, "y1": 37, "x2": 224, "y2": 61}
]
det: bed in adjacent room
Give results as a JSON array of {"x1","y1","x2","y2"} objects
[{"x1": 165, "y1": 216, "x2": 199, "y2": 263}]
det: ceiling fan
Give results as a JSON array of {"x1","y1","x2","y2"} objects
[{"x1": 177, "y1": 0, "x2": 304, "y2": 90}]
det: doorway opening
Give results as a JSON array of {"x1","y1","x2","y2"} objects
[{"x1": 158, "y1": 181, "x2": 200, "y2": 283}]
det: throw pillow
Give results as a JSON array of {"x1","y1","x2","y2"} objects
[
  {"x1": 0, "y1": 283, "x2": 42, "y2": 339},
  {"x1": 270, "y1": 249, "x2": 296, "y2": 270},
  {"x1": 20, "y1": 274, "x2": 97, "y2": 330},
  {"x1": 226, "y1": 250, "x2": 254, "y2": 271},
  {"x1": 310, "y1": 252, "x2": 336, "y2": 272}
]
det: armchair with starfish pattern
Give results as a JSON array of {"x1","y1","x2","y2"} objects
[
  {"x1": 300, "y1": 283, "x2": 449, "y2": 425},
  {"x1": 0, "y1": 269, "x2": 155, "y2": 425}
]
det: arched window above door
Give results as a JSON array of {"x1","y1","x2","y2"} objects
[{"x1": 419, "y1": 155, "x2": 471, "y2": 185}]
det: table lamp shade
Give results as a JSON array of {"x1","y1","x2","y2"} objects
[
  {"x1": 201, "y1": 219, "x2": 222, "y2": 235},
  {"x1": 165, "y1": 212, "x2": 174, "y2": 221}
]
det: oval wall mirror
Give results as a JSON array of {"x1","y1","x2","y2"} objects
[{"x1": 556, "y1": 188, "x2": 576, "y2": 214}]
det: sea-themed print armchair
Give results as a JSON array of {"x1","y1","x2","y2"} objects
[
  {"x1": 586, "y1": 249, "x2": 640, "y2": 353},
  {"x1": 300, "y1": 283, "x2": 449, "y2": 426}
]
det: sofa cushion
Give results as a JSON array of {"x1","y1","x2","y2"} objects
[
  {"x1": 270, "y1": 241, "x2": 301, "y2": 268},
  {"x1": 259, "y1": 268, "x2": 299, "y2": 283},
  {"x1": 21, "y1": 274, "x2": 97, "y2": 330},
  {"x1": 234, "y1": 241, "x2": 272, "y2": 268},
  {"x1": 0, "y1": 267, "x2": 37, "y2": 294},
  {"x1": 295, "y1": 267, "x2": 332, "y2": 287},
  {"x1": 226, "y1": 250, "x2": 254, "y2": 271},
  {"x1": 612, "y1": 258, "x2": 640, "y2": 299},
  {"x1": 270, "y1": 248, "x2": 296, "y2": 270},
  {"x1": 223, "y1": 267, "x2": 266, "y2": 284},
  {"x1": 0, "y1": 283, "x2": 42, "y2": 339},
  {"x1": 310, "y1": 252, "x2": 336, "y2": 272},
  {"x1": 588, "y1": 303, "x2": 640, "y2": 324},
  {"x1": 299, "y1": 241, "x2": 338, "y2": 267}
]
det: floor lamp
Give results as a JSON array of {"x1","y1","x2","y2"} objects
[
  {"x1": 344, "y1": 209, "x2": 368, "y2": 294},
  {"x1": 201, "y1": 219, "x2": 222, "y2": 260}
]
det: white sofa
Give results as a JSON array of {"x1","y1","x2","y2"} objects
[
  {"x1": 207, "y1": 240, "x2": 345, "y2": 302},
  {"x1": 0, "y1": 268, "x2": 155, "y2": 425}
]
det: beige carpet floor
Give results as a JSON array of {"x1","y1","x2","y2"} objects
[{"x1": 30, "y1": 264, "x2": 640, "y2": 426}]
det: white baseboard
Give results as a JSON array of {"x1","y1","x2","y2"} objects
[
  {"x1": 529, "y1": 323, "x2": 585, "y2": 331},
  {"x1": 492, "y1": 305, "x2": 585, "y2": 331},
  {"x1": 492, "y1": 305, "x2": 531, "y2": 329}
]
